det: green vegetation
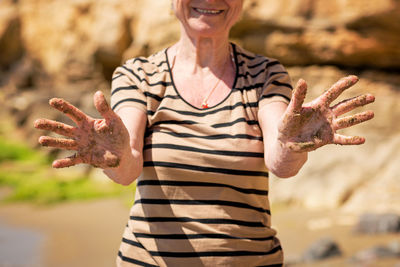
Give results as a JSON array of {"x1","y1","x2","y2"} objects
[
  {"x1": 0, "y1": 136, "x2": 48, "y2": 164},
  {"x1": 0, "y1": 136, "x2": 135, "y2": 205}
]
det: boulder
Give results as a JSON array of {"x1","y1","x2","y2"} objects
[
  {"x1": 0, "y1": 0, "x2": 23, "y2": 70},
  {"x1": 302, "y1": 237, "x2": 342, "y2": 262},
  {"x1": 233, "y1": 0, "x2": 400, "y2": 68},
  {"x1": 5, "y1": 0, "x2": 400, "y2": 78},
  {"x1": 123, "y1": 0, "x2": 180, "y2": 60},
  {"x1": 350, "y1": 241, "x2": 400, "y2": 264},
  {"x1": 18, "y1": 0, "x2": 134, "y2": 80},
  {"x1": 341, "y1": 134, "x2": 400, "y2": 214},
  {"x1": 354, "y1": 213, "x2": 400, "y2": 234}
]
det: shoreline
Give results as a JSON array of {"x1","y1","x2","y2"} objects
[
  {"x1": 0, "y1": 198, "x2": 130, "y2": 267},
  {"x1": 0, "y1": 199, "x2": 399, "y2": 267}
]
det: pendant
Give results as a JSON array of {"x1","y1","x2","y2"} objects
[{"x1": 201, "y1": 103, "x2": 209, "y2": 109}]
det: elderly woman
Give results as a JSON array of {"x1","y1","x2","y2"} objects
[{"x1": 35, "y1": 0, "x2": 375, "y2": 266}]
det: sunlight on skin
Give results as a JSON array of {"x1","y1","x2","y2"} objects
[
  {"x1": 278, "y1": 75, "x2": 375, "y2": 152},
  {"x1": 34, "y1": 91, "x2": 130, "y2": 169},
  {"x1": 34, "y1": 76, "x2": 374, "y2": 169}
]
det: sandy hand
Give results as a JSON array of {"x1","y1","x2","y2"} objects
[
  {"x1": 278, "y1": 75, "x2": 375, "y2": 152},
  {"x1": 34, "y1": 91, "x2": 130, "y2": 168}
]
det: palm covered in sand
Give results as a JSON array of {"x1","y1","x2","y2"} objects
[
  {"x1": 34, "y1": 91, "x2": 131, "y2": 169},
  {"x1": 278, "y1": 75, "x2": 374, "y2": 152}
]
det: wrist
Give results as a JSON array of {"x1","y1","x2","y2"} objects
[
  {"x1": 103, "y1": 147, "x2": 142, "y2": 185},
  {"x1": 266, "y1": 139, "x2": 308, "y2": 178}
]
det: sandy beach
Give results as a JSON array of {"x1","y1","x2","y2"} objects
[
  {"x1": 0, "y1": 199, "x2": 399, "y2": 267},
  {"x1": 0, "y1": 198, "x2": 130, "y2": 267}
]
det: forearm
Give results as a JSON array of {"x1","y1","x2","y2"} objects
[
  {"x1": 104, "y1": 107, "x2": 146, "y2": 185},
  {"x1": 258, "y1": 101, "x2": 308, "y2": 178},
  {"x1": 264, "y1": 133, "x2": 308, "y2": 178},
  {"x1": 103, "y1": 148, "x2": 143, "y2": 185}
]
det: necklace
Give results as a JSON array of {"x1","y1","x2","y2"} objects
[{"x1": 170, "y1": 45, "x2": 235, "y2": 109}]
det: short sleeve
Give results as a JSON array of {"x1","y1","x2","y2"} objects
[
  {"x1": 110, "y1": 61, "x2": 147, "y2": 113},
  {"x1": 258, "y1": 62, "x2": 293, "y2": 110}
]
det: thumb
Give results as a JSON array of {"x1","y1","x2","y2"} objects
[
  {"x1": 93, "y1": 91, "x2": 115, "y2": 121},
  {"x1": 278, "y1": 79, "x2": 307, "y2": 136},
  {"x1": 288, "y1": 79, "x2": 307, "y2": 114}
]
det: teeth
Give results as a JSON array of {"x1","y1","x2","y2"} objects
[{"x1": 194, "y1": 8, "x2": 222, "y2": 14}]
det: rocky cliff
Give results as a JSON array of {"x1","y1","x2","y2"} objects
[{"x1": 1, "y1": 0, "x2": 399, "y2": 213}]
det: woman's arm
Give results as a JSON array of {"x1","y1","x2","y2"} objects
[
  {"x1": 258, "y1": 101, "x2": 308, "y2": 178},
  {"x1": 34, "y1": 91, "x2": 146, "y2": 186},
  {"x1": 103, "y1": 106, "x2": 147, "y2": 185}
]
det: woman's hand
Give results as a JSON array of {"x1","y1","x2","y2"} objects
[
  {"x1": 34, "y1": 91, "x2": 131, "y2": 169},
  {"x1": 278, "y1": 75, "x2": 375, "y2": 152}
]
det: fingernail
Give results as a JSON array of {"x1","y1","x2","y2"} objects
[
  {"x1": 49, "y1": 98, "x2": 63, "y2": 108},
  {"x1": 367, "y1": 94, "x2": 375, "y2": 102},
  {"x1": 367, "y1": 110, "x2": 375, "y2": 119},
  {"x1": 52, "y1": 161, "x2": 61, "y2": 168},
  {"x1": 33, "y1": 119, "x2": 41, "y2": 128},
  {"x1": 49, "y1": 98, "x2": 60, "y2": 104},
  {"x1": 38, "y1": 136, "x2": 48, "y2": 146},
  {"x1": 349, "y1": 75, "x2": 359, "y2": 82}
]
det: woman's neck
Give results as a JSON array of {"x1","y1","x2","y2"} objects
[
  {"x1": 168, "y1": 31, "x2": 236, "y2": 109},
  {"x1": 173, "y1": 32, "x2": 231, "y2": 72}
]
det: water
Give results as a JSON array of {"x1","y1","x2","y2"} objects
[{"x1": 0, "y1": 219, "x2": 44, "y2": 267}]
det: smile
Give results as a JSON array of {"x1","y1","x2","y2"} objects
[{"x1": 193, "y1": 8, "x2": 224, "y2": 15}]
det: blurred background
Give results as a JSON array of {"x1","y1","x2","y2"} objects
[{"x1": 0, "y1": 0, "x2": 399, "y2": 266}]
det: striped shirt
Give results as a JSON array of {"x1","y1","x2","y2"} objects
[{"x1": 111, "y1": 43, "x2": 292, "y2": 267}]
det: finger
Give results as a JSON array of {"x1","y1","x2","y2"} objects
[
  {"x1": 333, "y1": 133, "x2": 365, "y2": 145},
  {"x1": 335, "y1": 110, "x2": 374, "y2": 130},
  {"x1": 318, "y1": 75, "x2": 359, "y2": 107},
  {"x1": 94, "y1": 91, "x2": 116, "y2": 121},
  {"x1": 49, "y1": 98, "x2": 87, "y2": 126},
  {"x1": 34, "y1": 118, "x2": 76, "y2": 137},
  {"x1": 279, "y1": 79, "x2": 308, "y2": 136},
  {"x1": 332, "y1": 94, "x2": 375, "y2": 116},
  {"x1": 288, "y1": 79, "x2": 307, "y2": 114},
  {"x1": 38, "y1": 136, "x2": 78, "y2": 150},
  {"x1": 52, "y1": 154, "x2": 84, "y2": 168}
]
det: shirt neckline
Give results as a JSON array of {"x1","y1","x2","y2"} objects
[{"x1": 165, "y1": 43, "x2": 239, "y2": 111}]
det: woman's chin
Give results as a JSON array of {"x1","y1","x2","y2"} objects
[{"x1": 185, "y1": 21, "x2": 226, "y2": 38}]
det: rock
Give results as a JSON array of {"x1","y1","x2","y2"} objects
[
  {"x1": 341, "y1": 135, "x2": 400, "y2": 214},
  {"x1": 123, "y1": 0, "x2": 180, "y2": 60},
  {"x1": 0, "y1": 0, "x2": 23, "y2": 70},
  {"x1": 389, "y1": 240, "x2": 400, "y2": 256},
  {"x1": 18, "y1": 0, "x2": 134, "y2": 80},
  {"x1": 124, "y1": 0, "x2": 400, "y2": 68},
  {"x1": 350, "y1": 242, "x2": 400, "y2": 264},
  {"x1": 302, "y1": 237, "x2": 342, "y2": 262},
  {"x1": 233, "y1": 0, "x2": 400, "y2": 68},
  {"x1": 354, "y1": 213, "x2": 400, "y2": 234},
  {"x1": 90, "y1": 3, "x2": 132, "y2": 80},
  {"x1": 2, "y1": 58, "x2": 43, "y2": 91},
  {"x1": 2, "y1": 0, "x2": 400, "y2": 77}
]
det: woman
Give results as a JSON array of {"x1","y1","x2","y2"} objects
[{"x1": 34, "y1": 0, "x2": 375, "y2": 266}]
